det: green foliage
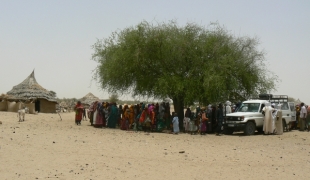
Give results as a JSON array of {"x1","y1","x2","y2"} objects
[
  {"x1": 109, "y1": 94, "x2": 119, "y2": 103},
  {"x1": 92, "y1": 20, "x2": 277, "y2": 117}
]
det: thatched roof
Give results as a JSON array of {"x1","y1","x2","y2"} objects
[
  {"x1": 80, "y1": 92, "x2": 100, "y2": 105},
  {"x1": 6, "y1": 70, "x2": 57, "y2": 102}
]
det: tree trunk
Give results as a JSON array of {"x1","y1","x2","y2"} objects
[{"x1": 172, "y1": 96, "x2": 184, "y2": 130}]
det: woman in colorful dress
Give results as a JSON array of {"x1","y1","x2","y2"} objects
[
  {"x1": 74, "y1": 101, "x2": 84, "y2": 125},
  {"x1": 306, "y1": 105, "x2": 310, "y2": 132},
  {"x1": 128, "y1": 105, "x2": 135, "y2": 129},
  {"x1": 94, "y1": 102, "x2": 105, "y2": 128},
  {"x1": 107, "y1": 103, "x2": 118, "y2": 128},
  {"x1": 200, "y1": 107, "x2": 208, "y2": 135},
  {"x1": 139, "y1": 107, "x2": 151, "y2": 132},
  {"x1": 183, "y1": 108, "x2": 191, "y2": 133},
  {"x1": 150, "y1": 107, "x2": 156, "y2": 131},
  {"x1": 296, "y1": 105, "x2": 301, "y2": 129},
  {"x1": 121, "y1": 107, "x2": 130, "y2": 130},
  {"x1": 118, "y1": 105, "x2": 123, "y2": 127}
]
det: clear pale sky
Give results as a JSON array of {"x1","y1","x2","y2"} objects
[{"x1": 1, "y1": 0, "x2": 309, "y2": 103}]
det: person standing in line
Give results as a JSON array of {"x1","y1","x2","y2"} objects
[
  {"x1": 107, "y1": 103, "x2": 118, "y2": 128},
  {"x1": 200, "y1": 107, "x2": 208, "y2": 135},
  {"x1": 306, "y1": 105, "x2": 310, "y2": 132},
  {"x1": 216, "y1": 103, "x2": 224, "y2": 136},
  {"x1": 224, "y1": 101, "x2": 232, "y2": 116},
  {"x1": 172, "y1": 112, "x2": 179, "y2": 134},
  {"x1": 74, "y1": 101, "x2": 84, "y2": 125},
  {"x1": 262, "y1": 102, "x2": 274, "y2": 134},
  {"x1": 274, "y1": 104, "x2": 283, "y2": 135},
  {"x1": 183, "y1": 107, "x2": 191, "y2": 133},
  {"x1": 206, "y1": 104, "x2": 213, "y2": 133},
  {"x1": 300, "y1": 102, "x2": 307, "y2": 131},
  {"x1": 82, "y1": 108, "x2": 87, "y2": 121},
  {"x1": 296, "y1": 105, "x2": 301, "y2": 129}
]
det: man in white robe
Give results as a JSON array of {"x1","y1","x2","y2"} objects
[
  {"x1": 224, "y1": 101, "x2": 232, "y2": 115},
  {"x1": 274, "y1": 104, "x2": 283, "y2": 135},
  {"x1": 271, "y1": 103, "x2": 277, "y2": 131},
  {"x1": 263, "y1": 102, "x2": 274, "y2": 134}
]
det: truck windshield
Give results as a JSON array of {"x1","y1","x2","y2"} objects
[{"x1": 237, "y1": 103, "x2": 260, "y2": 112}]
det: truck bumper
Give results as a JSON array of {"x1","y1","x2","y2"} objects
[{"x1": 224, "y1": 123, "x2": 246, "y2": 131}]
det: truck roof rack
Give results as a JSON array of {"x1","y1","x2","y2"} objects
[{"x1": 258, "y1": 94, "x2": 288, "y2": 103}]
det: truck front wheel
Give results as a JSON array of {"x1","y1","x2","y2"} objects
[{"x1": 244, "y1": 122, "x2": 256, "y2": 135}]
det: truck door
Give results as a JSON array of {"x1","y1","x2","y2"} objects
[
  {"x1": 288, "y1": 102, "x2": 296, "y2": 121},
  {"x1": 281, "y1": 102, "x2": 291, "y2": 123}
]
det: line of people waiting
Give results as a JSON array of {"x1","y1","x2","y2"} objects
[{"x1": 73, "y1": 100, "x2": 239, "y2": 136}]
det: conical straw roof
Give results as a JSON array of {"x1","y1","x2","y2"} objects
[
  {"x1": 7, "y1": 70, "x2": 57, "y2": 102},
  {"x1": 80, "y1": 92, "x2": 100, "y2": 105}
]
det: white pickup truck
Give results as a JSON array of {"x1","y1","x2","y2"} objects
[{"x1": 223, "y1": 94, "x2": 295, "y2": 135}]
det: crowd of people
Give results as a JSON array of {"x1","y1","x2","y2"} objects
[
  {"x1": 73, "y1": 100, "x2": 310, "y2": 135},
  {"x1": 73, "y1": 100, "x2": 239, "y2": 136}
]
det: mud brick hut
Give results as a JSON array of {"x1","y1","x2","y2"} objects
[{"x1": 4, "y1": 70, "x2": 57, "y2": 113}]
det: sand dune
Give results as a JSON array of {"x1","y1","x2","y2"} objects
[{"x1": 0, "y1": 111, "x2": 309, "y2": 180}]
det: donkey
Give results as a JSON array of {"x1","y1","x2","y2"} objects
[{"x1": 17, "y1": 108, "x2": 26, "y2": 122}]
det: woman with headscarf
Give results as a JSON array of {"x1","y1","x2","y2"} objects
[
  {"x1": 172, "y1": 112, "x2": 180, "y2": 134},
  {"x1": 164, "y1": 102, "x2": 171, "y2": 130},
  {"x1": 107, "y1": 103, "x2": 118, "y2": 128},
  {"x1": 139, "y1": 107, "x2": 151, "y2": 132},
  {"x1": 184, "y1": 108, "x2": 191, "y2": 133},
  {"x1": 150, "y1": 107, "x2": 156, "y2": 131},
  {"x1": 195, "y1": 106, "x2": 201, "y2": 133},
  {"x1": 129, "y1": 105, "x2": 135, "y2": 128},
  {"x1": 88, "y1": 102, "x2": 95, "y2": 125},
  {"x1": 306, "y1": 105, "x2": 310, "y2": 132},
  {"x1": 121, "y1": 106, "x2": 130, "y2": 130},
  {"x1": 216, "y1": 103, "x2": 224, "y2": 136},
  {"x1": 118, "y1": 105, "x2": 123, "y2": 127},
  {"x1": 92, "y1": 101, "x2": 99, "y2": 126},
  {"x1": 120, "y1": 105, "x2": 129, "y2": 130},
  {"x1": 296, "y1": 105, "x2": 301, "y2": 129},
  {"x1": 206, "y1": 104, "x2": 213, "y2": 133},
  {"x1": 200, "y1": 107, "x2": 208, "y2": 135},
  {"x1": 74, "y1": 101, "x2": 84, "y2": 125},
  {"x1": 93, "y1": 102, "x2": 105, "y2": 128}
]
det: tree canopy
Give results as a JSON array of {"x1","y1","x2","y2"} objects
[{"x1": 92, "y1": 20, "x2": 277, "y2": 121}]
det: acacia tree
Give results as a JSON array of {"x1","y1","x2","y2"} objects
[{"x1": 92, "y1": 21, "x2": 277, "y2": 125}]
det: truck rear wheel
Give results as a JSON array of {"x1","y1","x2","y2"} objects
[{"x1": 244, "y1": 122, "x2": 256, "y2": 135}]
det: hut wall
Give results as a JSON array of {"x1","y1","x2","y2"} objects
[
  {"x1": 0, "y1": 101, "x2": 7, "y2": 111},
  {"x1": 40, "y1": 99, "x2": 56, "y2": 113},
  {"x1": 7, "y1": 101, "x2": 22, "y2": 112},
  {"x1": 24, "y1": 103, "x2": 35, "y2": 114}
]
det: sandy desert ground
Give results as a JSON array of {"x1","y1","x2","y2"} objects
[{"x1": 0, "y1": 111, "x2": 310, "y2": 180}]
